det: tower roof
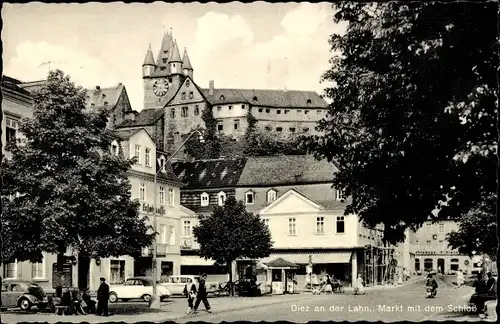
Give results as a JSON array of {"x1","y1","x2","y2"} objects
[
  {"x1": 168, "y1": 40, "x2": 182, "y2": 63},
  {"x1": 143, "y1": 44, "x2": 155, "y2": 66},
  {"x1": 182, "y1": 47, "x2": 193, "y2": 70},
  {"x1": 155, "y1": 32, "x2": 174, "y2": 71}
]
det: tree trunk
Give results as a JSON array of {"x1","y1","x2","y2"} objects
[
  {"x1": 228, "y1": 261, "x2": 234, "y2": 296},
  {"x1": 55, "y1": 244, "x2": 66, "y2": 298}
]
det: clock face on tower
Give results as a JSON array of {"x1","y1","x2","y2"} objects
[{"x1": 153, "y1": 78, "x2": 169, "y2": 97}]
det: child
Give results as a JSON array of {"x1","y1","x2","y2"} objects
[{"x1": 183, "y1": 278, "x2": 197, "y2": 314}]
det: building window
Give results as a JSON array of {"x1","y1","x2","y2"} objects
[
  {"x1": 145, "y1": 148, "x2": 151, "y2": 167},
  {"x1": 162, "y1": 58, "x2": 167, "y2": 63},
  {"x1": 183, "y1": 220, "x2": 192, "y2": 237},
  {"x1": 416, "y1": 240, "x2": 420, "y2": 251},
  {"x1": 159, "y1": 224, "x2": 167, "y2": 244},
  {"x1": 316, "y1": 217, "x2": 325, "y2": 234},
  {"x1": 200, "y1": 192, "x2": 209, "y2": 206},
  {"x1": 305, "y1": 110, "x2": 309, "y2": 114},
  {"x1": 189, "y1": 92, "x2": 194, "y2": 99},
  {"x1": 439, "y1": 240, "x2": 444, "y2": 251},
  {"x1": 276, "y1": 127, "x2": 283, "y2": 132},
  {"x1": 182, "y1": 92, "x2": 186, "y2": 100},
  {"x1": 258, "y1": 108, "x2": 263, "y2": 113},
  {"x1": 160, "y1": 67, "x2": 166, "y2": 71},
  {"x1": 242, "y1": 105, "x2": 246, "y2": 109},
  {"x1": 265, "y1": 125, "x2": 272, "y2": 131},
  {"x1": 182, "y1": 107, "x2": 189, "y2": 117},
  {"x1": 174, "y1": 132, "x2": 180, "y2": 141},
  {"x1": 229, "y1": 105, "x2": 232, "y2": 110},
  {"x1": 288, "y1": 218, "x2": 297, "y2": 235},
  {"x1": 168, "y1": 188, "x2": 175, "y2": 207},
  {"x1": 262, "y1": 218, "x2": 269, "y2": 228},
  {"x1": 415, "y1": 259, "x2": 420, "y2": 271},
  {"x1": 139, "y1": 182, "x2": 145, "y2": 201},
  {"x1": 297, "y1": 110, "x2": 302, "y2": 114},
  {"x1": 277, "y1": 110, "x2": 281, "y2": 114},
  {"x1": 194, "y1": 105, "x2": 200, "y2": 116},
  {"x1": 158, "y1": 155, "x2": 166, "y2": 171},
  {"x1": 289, "y1": 127, "x2": 296, "y2": 133},
  {"x1": 317, "y1": 110, "x2": 322, "y2": 114},
  {"x1": 266, "y1": 109, "x2": 270, "y2": 113},
  {"x1": 426, "y1": 240, "x2": 431, "y2": 249},
  {"x1": 217, "y1": 106, "x2": 222, "y2": 111},
  {"x1": 217, "y1": 123, "x2": 224, "y2": 132},
  {"x1": 307, "y1": 99, "x2": 312, "y2": 104},
  {"x1": 170, "y1": 108, "x2": 175, "y2": 118},
  {"x1": 438, "y1": 223, "x2": 444, "y2": 233},
  {"x1": 111, "y1": 143, "x2": 119, "y2": 156},
  {"x1": 234, "y1": 119, "x2": 240, "y2": 130},
  {"x1": 110, "y1": 260, "x2": 125, "y2": 284},
  {"x1": 217, "y1": 191, "x2": 226, "y2": 206},
  {"x1": 135, "y1": 145, "x2": 141, "y2": 164},
  {"x1": 220, "y1": 95, "x2": 225, "y2": 101},
  {"x1": 169, "y1": 226, "x2": 175, "y2": 245},
  {"x1": 31, "y1": 256, "x2": 45, "y2": 279},
  {"x1": 284, "y1": 110, "x2": 289, "y2": 114},
  {"x1": 3, "y1": 262, "x2": 17, "y2": 279},
  {"x1": 303, "y1": 128, "x2": 309, "y2": 132},
  {"x1": 336, "y1": 216, "x2": 345, "y2": 234},
  {"x1": 336, "y1": 189, "x2": 345, "y2": 201},
  {"x1": 267, "y1": 190, "x2": 277, "y2": 203},
  {"x1": 159, "y1": 186, "x2": 165, "y2": 205},
  {"x1": 245, "y1": 192, "x2": 254, "y2": 205}
]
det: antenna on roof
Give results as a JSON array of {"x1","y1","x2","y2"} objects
[{"x1": 38, "y1": 60, "x2": 67, "y2": 73}]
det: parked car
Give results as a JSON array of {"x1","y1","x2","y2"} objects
[
  {"x1": 108, "y1": 277, "x2": 171, "y2": 303},
  {"x1": 1, "y1": 280, "x2": 49, "y2": 311},
  {"x1": 160, "y1": 275, "x2": 219, "y2": 295}
]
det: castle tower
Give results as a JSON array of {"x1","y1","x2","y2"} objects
[
  {"x1": 168, "y1": 40, "x2": 183, "y2": 75},
  {"x1": 155, "y1": 31, "x2": 174, "y2": 76},
  {"x1": 182, "y1": 47, "x2": 194, "y2": 79},
  {"x1": 142, "y1": 43, "x2": 156, "y2": 78}
]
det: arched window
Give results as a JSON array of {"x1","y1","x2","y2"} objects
[
  {"x1": 200, "y1": 192, "x2": 209, "y2": 207},
  {"x1": 220, "y1": 95, "x2": 225, "y2": 101},
  {"x1": 267, "y1": 190, "x2": 277, "y2": 203},
  {"x1": 170, "y1": 108, "x2": 176, "y2": 118},
  {"x1": 217, "y1": 191, "x2": 226, "y2": 206}
]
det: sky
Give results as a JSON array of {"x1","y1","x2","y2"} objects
[{"x1": 2, "y1": 2, "x2": 344, "y2": 111}]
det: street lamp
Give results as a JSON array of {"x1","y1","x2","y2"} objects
[{"x1": 150, "y1": 130, "x2": 204, "y2": 309}]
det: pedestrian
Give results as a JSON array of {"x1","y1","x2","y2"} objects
[
  {"x1": 473, "y1": 273, "x2": 486, "y2": 293},
  {"x1": 193, "y1": 274, "x2": 211, "y2": 314},
  {"x1": 456, "y1": 270, "x2": 464, "y2": 288},
  {"x1": 354, "y1": 274, "x2": 365, "y2": 295},
  {"x1": 96, "y1": 277, "x2": 109, "y2": 316},
  {"x1": 183, "y1": 278, "x2": 197, "y2": 314}
]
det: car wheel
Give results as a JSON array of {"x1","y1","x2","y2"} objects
[
  {"x1": 142, "y1": 294, "x2": 152, "y2": 302},
  {"x1": 109, "y1": 292, "x2": 118, "y2": 303},
  {"x1": 19, "y1": 298, "x2": 32, "y2": 311}
]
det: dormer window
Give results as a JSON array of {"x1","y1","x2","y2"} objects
[
  {"x1": 220, "y1": 95, "x2": 225, "y2": 101},
  {"x1": 158, "y1": 155, "x2": 166, "y2": 171},
  {"x1": 160, "y1": 67, "x2": 166, "y2": 71},
  {"x1": 200, "y1": 192, "x2": 209, "y2": 207},
  {"x1": 102, "y1": 94, "x2": 106, "y2": 98},
  {"x1": 104, "y1": 101, "x2": 108, "y2": 106},
  {"x1": 252, "y1": 96, "x2": 258, "y2": 101},
  {"x1": 162, "y1": 58, "x2": 167, "y2": 64},
  {"x1": 245, "y1": 191, "x2": 255, "y2": 205},
  {"x1": 267, "y1": 190, "x2": 277, "y2": 203},
  {"x1": 336, "y1": 189, "x2": 346, "y2": 201},
  {"x1": 306, "y1": 99, "x2": 312, "y2": 104},
  {"x1": 217, "y1": 191, "x2": 226, "y2": 206}
]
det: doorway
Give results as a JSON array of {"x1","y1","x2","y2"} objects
[
  {"x1": 437, "y1": 259, "x2": 445, "y2": 274},
  {"x1": 77, "y1": 257, "x2": 91, "y2": 290}
]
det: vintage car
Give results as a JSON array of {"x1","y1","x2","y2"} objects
[
  {"x1": 160, "y1": 275, "x2": 219, "y2": 295},
  {"x1": 108, "y1": 277, "x2": 171, "y2": 303},
  {"x1": 1, "y1": 280, "x2": 49, "y2": 311}
]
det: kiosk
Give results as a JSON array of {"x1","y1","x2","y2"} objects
[{"x1": 265, "y1": 258, "x2": 298, "y2": 294}]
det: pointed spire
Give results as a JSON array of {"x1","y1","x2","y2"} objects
[
  {"x1": 143, "y1": 43, "x2": 155, "y2": 66},
  {"x1": 182, "y1": 47, "x2": 193, "y2": 70},
  {"x1": 168, "y1": 40, "x2": 182, "y2": 63}
]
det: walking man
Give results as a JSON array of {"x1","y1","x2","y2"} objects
[
  {"x1": 193, "y1": 274, "x2": 211, "y2": 314},
  {"x1": 96, "y1": 277, "x2": 109, "y2": 316}
]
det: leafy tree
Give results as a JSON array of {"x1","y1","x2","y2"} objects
[
  {"x1": 447, "y1": 193, "x2": 497, "y2": 257},
  {"x1": 302, "y1": 2, "x2": 497, "y2": 244},
  {"x1": 243, "y1": 109, "x2": 259, "y2": 156},
  {"x1": 1, "y1": 70, "x2": 154, "y2": 296},
  {"x1": 192, "y1": 196, "x2": 272, "y2": 295},
  {"x1": 184, "y1": 105, "x2": 221, "y2": 159}
]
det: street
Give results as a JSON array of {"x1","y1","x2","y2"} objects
[
  {"x1": 1, "y1": 276, "x2": 483, "y2": 323},
  {"x1": 178, "y1": 276, "x2": 479, "y2": 322}
]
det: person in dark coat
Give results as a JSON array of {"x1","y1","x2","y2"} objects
[
  {"x1": 183, "y1": 278, "x2": 197, "y2": 314},
  {"x1": 96, "y1": 277, "x2": 109, "y2": 316},
  {"x1": 193, "y1": 274, "x2": 211, "y2": 313}
]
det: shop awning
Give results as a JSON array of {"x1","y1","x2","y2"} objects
[
  {"x1": 260, "y1": 252, "x2": 352, "y2": 264},
  {"x1": 181, "y1": 256, "x2": 216, "y2": 266}
]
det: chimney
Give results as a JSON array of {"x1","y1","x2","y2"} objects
[
  {"x1": 209, "y1": 80, "x2": 214, "y2": 96},
  {"x1": 96, "y1": 85, "x2": 100, "y2": 90}
]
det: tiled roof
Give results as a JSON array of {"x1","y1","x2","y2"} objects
[
  {"x1": 168, "y1": 40, "x2": 182, "y2": 63},
  {"x1": 85, "y1": 84, "x2": 124, "y2": 110},
  {"x1": 172, "y1": 158, "x2": 248, "y2": 189},
  {"x1": 143, "y1": 44, "x2": 155, "y2": 66},
  {"x1": 2, "y1": 76, "x2": 33, "y2": 97},
  {"x1": 116, "y1": 108, "x2": 164, "y2": 128},
  {"x1": 237, "y1": 155, "x2": 338, "y2": 186},
  {"x1": 112, "y1": 128, "x2": 143, "y2": 140},
  {"x1": 182, "y1": 48, "x2": 193, "y2": 70},
  {"x1": 201, "y1": 88, "x2": 328, "y2": 108}
]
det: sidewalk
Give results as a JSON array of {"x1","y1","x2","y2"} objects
[{"x1": 0, "y1": 293, "x2": 316, "y2": 323}]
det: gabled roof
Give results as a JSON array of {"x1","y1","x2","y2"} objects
[
  {"x1": 265, "y1": 257, "x2": 298, "y2": 268},
  {"x1": 180, "y1": 205, "x2": 198, "y2": 217},
  {"x1": 116, "y1": 108, "x2": 164, "y2": 128},
  {"x1": 201, "y1": 88, "x2": 328, "y2": 108},
  {"x1": 259, "y1": 188, "x2": 325, "y2": 214},
  {"x1": 172, "y1": 158, "x2": 248, "y2": 189},
  {"x1": 165, "y1": 76, "x2": 208, "y2": 107},
  {"x1": 2, "y1": 76, "x2": 33, "y2": 98},
  {"x1": 112, "y1": 128, "x2": 144, "y2": 140},
  {"x1": 237, "y1": 155, "x2": 337, "y2": 186},
  {"x1": 85, "y1": 84, "x2": 125, "y2": 111}
]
